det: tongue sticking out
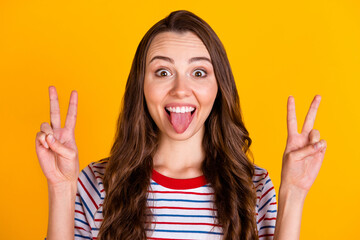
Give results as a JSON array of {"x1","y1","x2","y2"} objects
[{"x1": 170, "y1": 111, "x2": 192, "y2": 134}]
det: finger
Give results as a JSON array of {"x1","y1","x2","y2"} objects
[
  {"x1": 46, "y1": 134, "x2": 77, "y2": 160},
  {"x1": 64, "y1": 90, "x2": 78, "y2": 130},
  {"x1": 309, "y1": 129, "x2": 320, "y2": 144},
  {"x1": 321, "y1": 144, "x2": 327, "y2": 155},
  {"x1": 287, "y1": 96, "x2": 298, "y2": 137},
  {"x1": 40, "y1": 122, "x2": 54, "y2": 135},
  {"x1": 301, "y1": 95, "x2": 321, "y2": 135},
  {"x1": 320, "y1": 139, "x2": 327, "y2": 153},
  {"x1": 302, "y1": 148, "x2": 325, "y2": 181},
  {"x1": 287, "y1": 139, "x2": 326, "y2": 161},
  {"x1": 49, "y1": 86, "x2": 61, "y2": 130},
  {"x1": 36, "y1": 131, "x2": 49, "y2": 149},
  {"x1": 307, "y1": 140, "x2": 327, "y2": 174}
]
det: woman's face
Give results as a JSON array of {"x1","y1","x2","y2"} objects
[{"x1": 144, "y1": 31, "x2": 218, "y2": 141}]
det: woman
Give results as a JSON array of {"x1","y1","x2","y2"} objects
[{"x1": 36, "y1": 10, "x2": 327, "y2": 240}]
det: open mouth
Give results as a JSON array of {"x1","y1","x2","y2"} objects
[
  {"x1": 163, "y1": 106, "x2": 197, "y2": 133},
  {"x1": 164, "y1": 107, "x2": 196, "y2": 117}
]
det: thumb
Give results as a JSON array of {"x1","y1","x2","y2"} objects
[{"x1": 46, "y1": 134, "x2": 76, "y2": 160}]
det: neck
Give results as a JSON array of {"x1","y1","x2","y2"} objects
[{"x1": 153, "y1": 126, "x2": 205, "y2": 179}]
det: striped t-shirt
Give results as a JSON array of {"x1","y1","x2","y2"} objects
[{"x1": 74, "y1": 159, "x2": 277, "y2": 240}]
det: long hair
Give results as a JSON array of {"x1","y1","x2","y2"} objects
[{"x1": 98, "y1": 10, "x2": 258, "y2": 240}]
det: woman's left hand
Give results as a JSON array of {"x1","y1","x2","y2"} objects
[{"x1": 280, "y1": 95, "x2": 327, "y2": 196}]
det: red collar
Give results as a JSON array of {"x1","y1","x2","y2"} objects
[{"x1": 151, "y1": 169, "x2": 208, "y2": 189}]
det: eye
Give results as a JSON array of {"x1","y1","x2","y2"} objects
[
  {"x1": 192, "y1": 69, "x2": 207, "y2": 78},
  {"x1": 155, "y1": 69, "x2": 171, "y2": 77}
]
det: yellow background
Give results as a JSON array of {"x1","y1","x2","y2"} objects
[{"x1": 1, "y1": 0, "x2": 359, "y2": 239}]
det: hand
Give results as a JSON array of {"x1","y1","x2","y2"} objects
[
  {"x1": 35, "y1": 86, "x2": 79, "y2": 187},
  {"x1": 280, "y1": 95, "x2": 327, "y2": 196}
]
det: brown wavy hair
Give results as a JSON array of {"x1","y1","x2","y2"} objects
[{"x1": 98, "y1": 10, "x2": 258, "y2": 240}]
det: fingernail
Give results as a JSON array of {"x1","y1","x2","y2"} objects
[
  {"x1": 44, "y1": 141, "x2": 49, "y2": 149},
  {"x1": 314, "y1": 141, "x2": 322, "y2": 150},
  {"x1": 47, "y1": 134, "x2": 55, "y2": 144}
]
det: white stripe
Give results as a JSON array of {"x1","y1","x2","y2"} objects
[{"x1": 74, "y1": 161, "x2": 277, "y2": 239}]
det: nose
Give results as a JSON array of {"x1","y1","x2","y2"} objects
[{"x1": 169, "y1": 74, "x2": 191, "y2": 98}]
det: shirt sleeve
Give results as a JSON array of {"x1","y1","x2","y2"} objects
[
  {"x1": 74, "y1": 160, "x2": 106, "y2": 239},
  {"x1": 74, "y1": 189, "x2": 93, "y2": 239},
  {"x1": 43, "y1": 165, "x2": 95, "y2": 240},
  {"x1": 253, "y1": 166, "x2": 277, "y2": 240}
]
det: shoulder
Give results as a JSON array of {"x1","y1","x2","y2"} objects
[
  {"x1": 252, "y1": 164, "x2": 277, "y2": 238},
  {"x1": 252, "y1": 164, "x2": 272, "y2": 189},
  {"x1": 79, "y1": 158, "x2": 108, "y2": 182},
  {"x1": 77, "y1": 158, "x2": 109, "y2": 210},
  {"x1": 252, "y1": 164, "x2": 276, "y2": 204},
  {"x1": 75, "y1": 158, "x2": 108, "y2": 238}
]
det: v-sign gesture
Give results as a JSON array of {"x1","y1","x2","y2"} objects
[
  {"x1": 35, "y1": 86, "x2": 79, "y2": 187},
  {"x1": 273, "y1": 95, "x2": 328, "y2": 240},
  {"x1": 281, "y1": 95, "x2": 327, "y2": 195}
]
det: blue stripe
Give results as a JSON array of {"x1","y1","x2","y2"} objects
[
  {"x1": 75, "y1": 217, "x2": 90, "y2": 226},
  {"x1": 147, "y1": 198, "x2": 212, "y2": 203},
  {"x1": 94, "y1": 170, "x2": 104, "y2": 175},
  {"x1": 149, "y1": 214, "x2": 217, "y2": 218},
  {"x1": 82, "y1": 170, "x2": 103, "y2": 199},
  {"x1": 253, "y1": 177, "x2": 266, "y2": 183},
  {"x1": 259, "y1": 225, "x2": 276, "y2": 230},
  {"x1": 91, "y1": 228, "x2": 100, "y2": 231},
  {"x1": 145, "y1": 228, "x2": 223, "y2": 235},
  {"x1": 267, "y1": 210, "x2": 277, "y2": 213},
  {"x1": 258, "y1": 194, "x2": 276, "y2": 212},
  {"x1": 260, "y1": 181, "x2": 273, "y2": 193},
  {"x1": 79, "y1": 195, "x2": 94, "y2": 219},
  {"x1": 75, "y1": 234, "x2": 91, "y2": 239},
  {"x1": 254, "y1": 166, "x2": 264, "y2": 170}
]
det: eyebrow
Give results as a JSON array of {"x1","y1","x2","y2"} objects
[{"x1": 149, "y1": 55, "x2": 212, "y2": 65}]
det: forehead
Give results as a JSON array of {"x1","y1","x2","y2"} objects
[{"x1": 146, "y1": 31, "x2": 210, "y2": 64}]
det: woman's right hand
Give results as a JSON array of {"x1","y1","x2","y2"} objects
[{"x1": 36, "y1": 86, "x2": 80, "y2": 187}]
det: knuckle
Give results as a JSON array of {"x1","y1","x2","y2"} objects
[
  {"x1": 287, "y1": 152, "x2": 296, "y2": 161},
  {"x1": 40, "y1": 122, "x2": 48, "y2": 128},
  {"x1": 36, "y1": 131, "x2": 45, "y2": 139},
  {"x1": 310, "y1": 129, "x2": 317, "y2": 135},
  {"x1": 40, "y1": 122, "x2": 51, "y2": 132},
  {"x1": 69, "y1": 150, "x2": 77, "y2": 160},
  {"x1": 50, "y1": 110, "x2": 60, "y2": 116},
  {"x1": 312, "y1": 129, "x2": 320, "y2": 137}
]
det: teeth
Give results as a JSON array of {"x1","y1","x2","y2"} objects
[{"x1": 166, "y1": 106, "x2": 195, "y2": 113}]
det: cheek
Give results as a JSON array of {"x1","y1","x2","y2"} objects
[
  {"x1": 197, "y1": 81, "x2": 218, "y2": 106},
  {"x1": 144, "y1": 75, "x2": 156, "y2": 101},
  {"x1": 144, "y1": 75, "x2": 172, "y2": 104},
  {"x1": 144, "y1": 79, "x2": 166, "y2": 116}
]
